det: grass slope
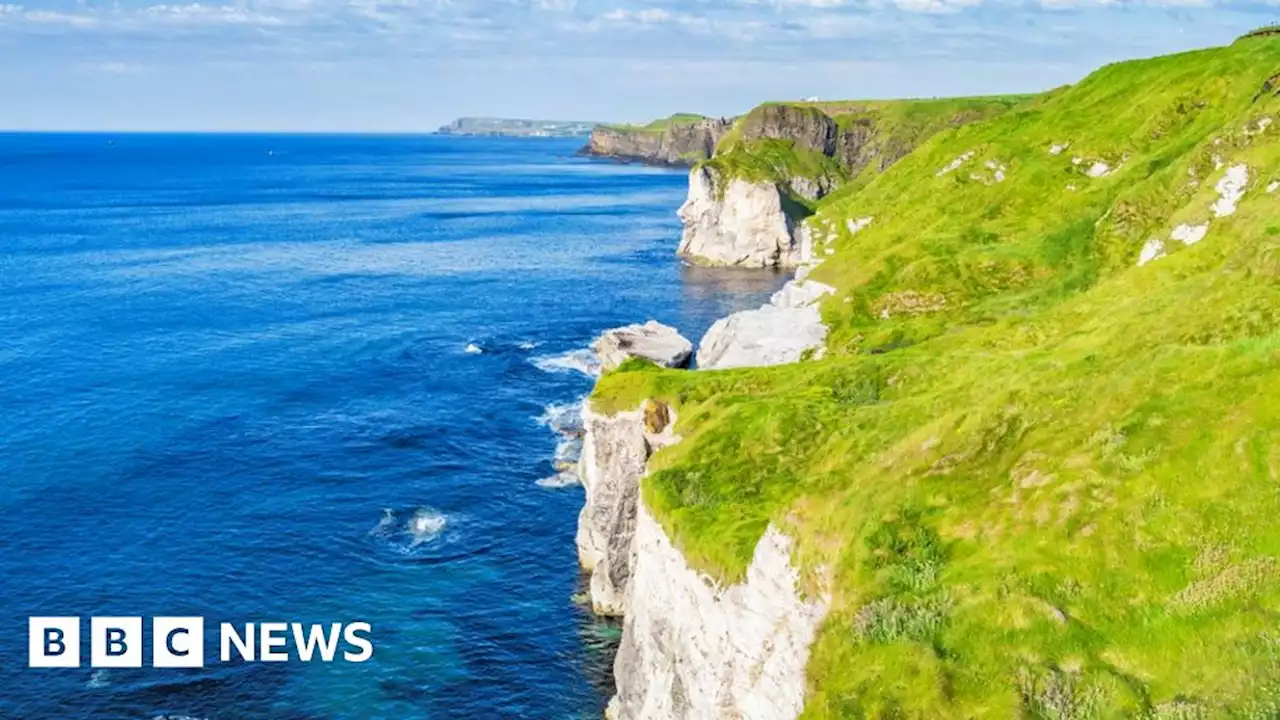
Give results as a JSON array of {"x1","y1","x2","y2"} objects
[
  {"x1": 603, "y1": 112, "x2": 711, "y2": 133},
  {"x1": 594, "y1": 35, "x2": 1280, "y2": 718},
  {"x1": 703, "y1": 95, "x2": 1029, "y2": 200}
]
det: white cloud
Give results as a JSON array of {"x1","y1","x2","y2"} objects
[
  {"x1": 82, "y1": 61, "x2": 149, "y2": 75},
  {"x1": 893, "y1": 0, "x2": 984, "y2": 13},
  {"x1": 140, "y1": 3, "x2": 285, "y2": 26},
  {"x1": 24, "y1": 10, "x2": 98, "y2": 27}
]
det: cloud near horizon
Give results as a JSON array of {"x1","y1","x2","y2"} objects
[{"x1": 0, "y1": 0, "x2": 1271, "y2": 130}]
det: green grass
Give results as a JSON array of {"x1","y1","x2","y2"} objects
[
  {"x1": 593, "y1": 36, "x2": 1280, "y2": 717},
  {"x1": 698, "y1": 96, "x2": 1029, "y2": 205},
  {"x1": 603, "y1": 112, "x2": 711, "y2": 133}
]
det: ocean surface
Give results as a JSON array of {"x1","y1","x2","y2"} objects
[{"x1": 0, "y1": 134, "x2": 785, "y2": 719}]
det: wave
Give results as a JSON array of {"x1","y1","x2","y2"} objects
[
  {"x1": 531, "y1": 348, "x2": 600, "y2": 377},
  {"x1": 369, "y1": 507, "x2": 449, "y2": 553},
  {"x1": 537, "y1": 399, "x2": 585, "y2": 489},
  {"x1": 536, "y1": 471, "x2": 580, "y2": 490}
]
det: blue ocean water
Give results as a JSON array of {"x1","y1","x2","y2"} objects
[{"x1": 0, "y1": 134, "x2": 784, "y2": 719}]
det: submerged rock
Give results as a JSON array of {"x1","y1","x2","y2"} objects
[
  {"x1": 591, "y1": 321, "x2": 693, "y2": 372},
  {"x1": 696, "y1": 278, "x2": 835, "y2": 370}
]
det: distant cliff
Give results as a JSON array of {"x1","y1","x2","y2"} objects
[
  {"x1": 435, "y1": 117, "x2": 597, "y2": 138},
  {"x1": 581, "y1": 114, "x2": 734, "y2": 167}
]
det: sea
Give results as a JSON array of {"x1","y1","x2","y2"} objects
[{"x1": 0, "y1": 133, "x2": 785, "y2": 719}]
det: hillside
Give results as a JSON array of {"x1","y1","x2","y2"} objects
[
  {"x1": 594, "y1": 34, "x2": 1280, "y2": 718},
  {"x1": 706, "y1": 95, "x2": 1031, "y2": 207}
]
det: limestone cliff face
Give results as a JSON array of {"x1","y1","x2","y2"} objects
[
  {"x1": 583, "y1": 118, "x2": 732, "y2": 167},
  {"x1": 609, "y1": 505, "x2": 827, "y2": 720},
  {"x1": 576, "y1": 402, "x2": 828, "y2": 719},
  {"x1": 575, "y1": 299, "x2": 833, "y2": 717},
  {"x1": 576, "y1": 401, "x2": 679, "y2": 616},
  {"x1": 677, "y1": 165, "x2": 808, "y2": 268}
]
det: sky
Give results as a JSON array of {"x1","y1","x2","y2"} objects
[{"x1": 0, "y1": 0, "x2": 1275, "y2": 131}]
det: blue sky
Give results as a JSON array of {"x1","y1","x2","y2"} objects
[{"x1": 0, "y1": 0, "x2": 1274, "y2": 131}]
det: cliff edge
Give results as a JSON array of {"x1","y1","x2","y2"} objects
[{"x1": 677, "y1": 97, "x2": 1024, "y2": 267}]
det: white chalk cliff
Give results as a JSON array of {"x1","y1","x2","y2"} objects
[
  {"x1": 576, "y1": 401, "x2": 676, "y2": 617},
  {"x1": 609, "y1": 505, "x2": 828, "y2": 720},
  {"x1": 677, "y1": 165, "x2": 809, "y2": 268},
  {"x1": 576, "y1": 280, "x2": 833, "y2": 717}
]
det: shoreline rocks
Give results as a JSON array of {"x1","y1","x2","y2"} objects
[
  {"x1": 697, "y1": 278, "x2": 835, "y2": 370},
  {"x1": 592, "y1": 321, "x2": 693, "y2": 373}
]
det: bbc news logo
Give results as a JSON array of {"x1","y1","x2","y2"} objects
[{"x1": 28, "y1": 617, "x2": 373, "y2": 668}]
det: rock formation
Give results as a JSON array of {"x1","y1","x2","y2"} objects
[
  {"x1": 609, "y1": 505, "x2": 827, "y2": 720},
  {"x1": 591, "y1": 321, "x2": 693, "y2": 372},
  {"x1": 697, "y1": 278, "x2": 835, "y2": 369},
  {"x1": 582, "y1": 117, "x2": 733, "y2": 167},
  {"x1": 677, "y1": 165, "x2": 810, "y2": 268},
  {"x1": 677, "y1": 100, "x2": 1014, "y2": 267}
]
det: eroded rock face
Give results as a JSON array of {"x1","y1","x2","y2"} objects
[
  {"x1": 592, "y1": 321, "x2": 694, "y2": 372},
  {"x1": 576, "y1": 402, "x2": 678, "y2": 617},
  {"x1": 608, "y1": 504, "x2": 828, "y2": 720},
  {"x1": 677, "y1": 166, "x2": 806, "y2": 268},
  {"x1": 696, "y1": 278, "x2": 835, "y2": 370},
  {"x1": 738, "y1": 104, "x2": 838, "y2": 156},
  {"x1": 583, "y1": 119, "x2": 733, "y2": 167}
]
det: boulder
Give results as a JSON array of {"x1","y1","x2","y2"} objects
[{"x1": 591, "y1": 321, "x2": 693, "y2": 372}]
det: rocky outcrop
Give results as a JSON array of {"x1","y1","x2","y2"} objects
[
  {"x1": 739, "y1": 104, "x2": 839, "y2": 156},
  {"x1": 676, "y1": 100, "x2": 1014, "y2": 268},
  {"x1": 592, "y1": 321, "x2": 693, "y2": 372},
  {"x1": 677, "y1": 166, "x2": 810, "y2": 268},
  {"x1": 609, "y1": 505, "x2": 828, "y2": 720},
  {"x1": 576, "y1": 322, "x2": 692, "y2": 616},
  {"x1": 697, "y1": 277, "x2": 835, "y2": 369},
  {"x1": 583, "y1": 118, "x2": 733, "y2": 167},
  {"x1": 576, "y1": 403, "x2": 655, "y2": 616}
]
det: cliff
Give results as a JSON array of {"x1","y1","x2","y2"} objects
[
  {"x1": 582, "y1": 114, "x2": 734, "y2": 167},
  {"x1": 586, "y1": 31, "x2": 1280, "y2": 719},
  {"x1": 678, "y1": 97, "x2": 1024, "y2": 267}
]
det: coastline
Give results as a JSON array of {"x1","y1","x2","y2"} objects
[{"x1": 542, "y1": 146, "x2": 835, "y2": 717}]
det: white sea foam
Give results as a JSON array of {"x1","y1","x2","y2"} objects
[
  {"x1": 408, "y1": 508, "x2": 447, "y2": 547},
  {"x1": 517, "y1": 340, "x2": 540, "y2": 350},
  {"x1": 538, "y1": 400, "x2": 584, "y2": 433},
  {"x1": 537, "y1": 471, "x2": 581, "y2": 489},
  {"x1": 464, "y1": 343, "x2": 483, "y2": 355},
  {"x1": 369, "y1": 508, "x2": 397, "y2": 536},
  {"x1": 532, "y1": 348, "x2": 600, "y2": 377}
]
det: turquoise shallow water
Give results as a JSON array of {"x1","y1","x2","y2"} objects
[{"x1": 0, "y1": 133, "x2": 784, "y2": 719}]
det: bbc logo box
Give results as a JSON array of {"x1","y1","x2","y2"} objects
[{"x1": 29, "y1": 617, "x2": 204, "y2": 668}]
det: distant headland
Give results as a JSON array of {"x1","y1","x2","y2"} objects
[{"x1": 434, "y1": 117, "x2": 599, "y2": 138}]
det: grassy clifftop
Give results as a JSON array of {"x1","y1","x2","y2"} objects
[
  {"x1": 596, "y1": 35, "x2": 1280, "y2": 718},
  {"x1": 701, "y1": 95, "x2": 1026, "y2": 207},
  {"x1": 604, "y1": 112, "x2": 712, "y2": 133}
]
